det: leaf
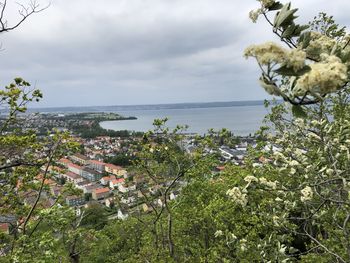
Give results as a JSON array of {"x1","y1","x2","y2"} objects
[
  {"x1": 274, "y1": 65, "x2": 311, "y2": 76},
  {"x1": 281, "y1": 24, "x2": 296, "y2": 38},
  {"x1": 292, "y1": 105, "x2": 307, "y2": 118},
  {"x1": 274, "y1": 3, "x2": 298, "y2": 28},
  {"x1": 273, "y1": 3, "x2": 290, "y2": 27},
  {"x1": 268, "y1": 2, "x2": 283, "y2": 11},
  {"x1": 340, "y1": 50, "x2": 350, "y2": 63},
  {"x1": 279, "y1": 10, "x2": 298, "y2": 28},
  {"x1": 298, "y1": 31, "x2": 311, "y2": 49},
  {"x1": 292, "y1": 24, "x2": 309, "y2": 37}
]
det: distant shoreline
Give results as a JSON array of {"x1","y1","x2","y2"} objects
[{"x1": 24, "y1": 100, "x2": 274, "y2": 114}]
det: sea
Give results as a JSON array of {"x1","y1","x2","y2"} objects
[{"x1": 25, "y1": 101, "x2": 271, "y2": 136}]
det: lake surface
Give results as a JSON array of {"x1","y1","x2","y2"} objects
[{"x1": 100, "y1": 105, "x2": 268, "y2": 135}]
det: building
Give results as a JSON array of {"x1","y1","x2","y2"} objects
[
  {"x1": 62, "y1": 171, "x2": 84, "y2": 184},
  {"x1": 57, "y1": 158, "x2": 72, "y2": 167},
  {"x1": 100, "y1": 175, "x2": 116, "y2": 186},
  {"x1": 118, "y1": 183, "x2": 136, "y2": 193},
  {"x1": 92, "y1": 187, "x2": 110, "y2": 200},
  {"x1": 67, "y1": 163, "x2": 83, "y2": 176},
  {"x1": 50, "y1": 185, "x2": 64, "y2": 197},
  {"x1": 120, "y1": 196, "x2": 135, "y2": 205},
  {"x1": 105, "y1": 163, "x2": 127, "y2": 177},
  {"x1": 75, "y1": 180, "x2": 91, "y2": 191},
  {"x1": 82, "y1": 167, "x2": 103, "y2": 181},
  {"x1": 89, "y1": 160, "x2": 106, "y2": 172},
  {"x1": 0, "y1": 223, "x2": 10, "y2": 234},
  {"x1": 80, "y1": 183, "x2": 101, "y2": 194},
  {"x1": 105, "y1": 197, "x2": 115, "y2": 208},
  {"x1": 66, "y1": 195, "x2": 86, "y2": 207},
  {"x1": 70, "y1": 153, "x2": 90, "y2": 165},
  {"x1": 109, "y1": 178, "x2": 125, "y2": 189},
  {"x1": 0, "y1": 215, "x2": 16, "y2": 235}
]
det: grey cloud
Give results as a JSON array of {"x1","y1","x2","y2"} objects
[{"x1": 0, "y1": 0, "x2": 349, "y2": 107}]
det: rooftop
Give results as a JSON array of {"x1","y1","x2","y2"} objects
[
  {"x1": 105, "y1": 163, "x2": 124, "y2": 170},
  {"x1": 67, "y1": 163, "x2": 83, "y2": 170},
  {"x1": 94, "y1": 187, "x2": 110, "y2": 194},
  {"x1": 73, "y1": 153, "x2": 90, "y2": 161},
  {"x1": 101, "y1": 175, "x2": 116, "y2": 181},
  {"x1": 58, "y1": 158, "x2": 72, "y2": 164},
  {"x1": 111, "y1": 178, "x2": 125, "y2": 184},
  {"x1": 89, "y1": 160, "x2": 106, "y2": 165},
  {"x1": 65, "y1": 171, "x2": 82, "y2": 179}
]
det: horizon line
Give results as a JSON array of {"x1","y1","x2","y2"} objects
[{"x1": 29, "y1": 99, "x2": 272, "y2": 110}]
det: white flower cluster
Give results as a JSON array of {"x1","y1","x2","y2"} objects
[
  {"x1": 249, "y1": 9, "x2": 263, "y2": 23},
  {"x1": 288, "y1": 49, "x2": 307, "y2": 71},
  {"x1": 226, "y1": 187, "x2": 248, "y2": 207},
  {"x1": 272, "y1": 215, "x2": 280, "y2": 226},
  {"x1": 214, "y1": 230, "x2": 223, "y2": 238},
  {"x1": 240, "y1": 239, "x2": 247, "y2": 251},
  {"x1": 300, "y1": 186, "x2": 313, "y2": 202},
  {"x1": 248, "y1": 0, "x2": 275, "y2": 23},
  {"x1": 293, "y1": 54, "x2": 348, "y2": 96},
  {"x1": 244, "y1": 42, "x2": 287, "y2": 65},
  {"x1": 294, "y1": 118, "x2": 306, "y2": 128},
  {"x1": 260, "y1": 0, "x2": 275, "y2": 8},
  {"x1": 259, "y1": 177, "x2": 277, "y2": 189},
  {"x1": 244, "y1": 42, "x2": 307, "y2": 71},
  {"x1": 304, "y1": 32, "x2": 336, "y2": 60},
  {"x1": 244, "y1": 175, "x2": 259, "y2": 183}
]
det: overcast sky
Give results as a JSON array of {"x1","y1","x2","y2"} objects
[{"x1": 0, "y1": 0, "x2": 349, "y2": 107}]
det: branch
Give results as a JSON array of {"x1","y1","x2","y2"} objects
[
  {"x1": 0, "y1": 0, "x2": 50, "y2": 33},
  {"x1": 22, "y1": 138, "x2": 61, "y2": 234}
]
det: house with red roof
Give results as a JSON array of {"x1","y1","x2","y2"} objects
[
  {"x1": 92, "y1": 187, "x2": 110, "y2": 200},
  {"x1": 100, "y1": 175, "x2": 116, "y2": 186},
  {"x1": 62, "y1": 171, "x2": 84, "y2": 184},
  {"x1": 105, "y1": 163, "x2": 127, "y2": 177},
  {"x1": 89, "y1": 160, "x2": 106, "y2": 172},
  {"x1": 67, "y1": 163, "x2": 83, "y2": 176},
  {"x1": 70, "y1": 153, "x2": 90, "y2": 165},
  {"x1": 109, "y1": 178, "x2": 125, "y2": 189},
  {"x1": 58, "y1": 158, "x2": 72, "y2": 167}
]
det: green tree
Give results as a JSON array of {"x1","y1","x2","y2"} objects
[{"x1": 223, "y1": 1, "x2": 350, "y2": 262}]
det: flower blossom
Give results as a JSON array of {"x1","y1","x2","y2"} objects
[
  {"x1": 214, "y1": 230, "x2": 223, "y2": 238},
  {"x1": 227, "y1": 187, "x2": 248, "y2": 207},
  {"x1": 244, "y1": 42, "x2": 287, "y2": 65},
  {"x1": 260, "y1": 0, "x2": 275, "y2": 8},
  {"x1": 244, "y1": 175, "x2": 259, "y2": 183},
  {"x1": 287, "y1": 49, "x2": 307, "y2": 71},
  {"x1": 259, "y1": 177, "x2": 277, "y2": 189},
  {"x1": 294, "y1": 54, "x2": 347, "y2": 96},
  {"x1": 301, "y1": 186, "x2": 313, "y2": 202},
  {"x1": 249, "y1": 9, "x2": 262, "y2": 23}
]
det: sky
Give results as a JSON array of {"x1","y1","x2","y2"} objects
[{"x1": 0, "y1": 0, "x2": 349, "y2": 107}]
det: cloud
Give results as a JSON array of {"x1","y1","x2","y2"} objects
[{"x1": 0, "y1": 0, "x2": 348, "y2": 107}]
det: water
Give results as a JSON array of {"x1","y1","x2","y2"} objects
[{"x1": 100, "y1": 105, "x2": 268, "y2": 136}]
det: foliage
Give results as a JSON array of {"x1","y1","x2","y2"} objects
[
  {"x1": 246, "y1": 0, "x2": 350, "y2": 107},
  {"x1": 104, "y1": 153, "x2": 137, "y2": 167},
  {"x1": 0, "y1": 80, "x2": 86, "y2": 262}
]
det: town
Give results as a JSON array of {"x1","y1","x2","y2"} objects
[{"x1": 0, "y1": 113, "x2": 257, "y2": 234}]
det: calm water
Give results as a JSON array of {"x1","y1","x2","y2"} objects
[{"x1": 100, "y1": 105, "x2": 268, "y2": 135}]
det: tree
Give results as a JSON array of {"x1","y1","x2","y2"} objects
[
  {"x1": 220, "y1": 1, "x2": 350, "y2": 261},
  {"x1": 246, "y1": 0, "x2": 349, "y2": 108},
  {"x1": 0, "y1": 0, "x2": 49, "y2": 34},
  {"x1": 0, "y1": 3, "x2": 91, "y2": 262}
]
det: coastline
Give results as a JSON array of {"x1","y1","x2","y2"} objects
[{"x1": 99, "y1": 105, "x2": 267, "y2": 136}]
